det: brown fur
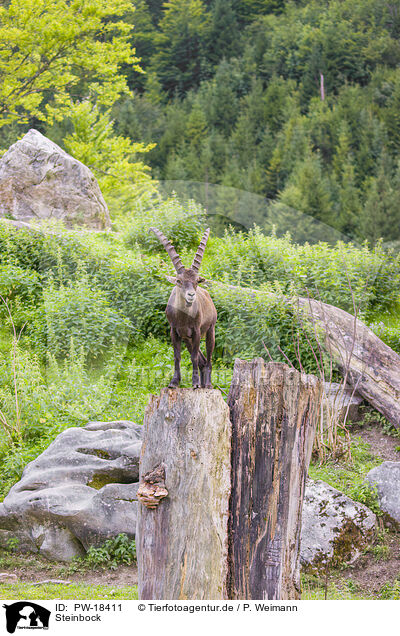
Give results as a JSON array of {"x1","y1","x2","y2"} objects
[{"x1": 150, "y1": 229, "x2": 217, "y2": 388}]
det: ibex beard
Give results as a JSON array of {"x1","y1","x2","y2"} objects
[{"x1": 150, "y1": 227, "x2": 217, "y2": 389}]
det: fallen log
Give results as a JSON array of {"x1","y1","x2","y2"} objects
[
  {"x1": 228, "y1": 359, "x2": 321, "y2": 599},
  {"x1": 295, "y1": 296, "x2": 400, "y2": 427}
]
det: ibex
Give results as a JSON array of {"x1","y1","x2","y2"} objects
[{"x1": 150, "y1": 227, "x2": 217, "y2": 389}]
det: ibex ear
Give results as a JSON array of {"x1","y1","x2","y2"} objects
[
  {"x1": 198, "y1": 276, "x2": 206, "y2": 284},
  {"x1": 165, "y1": 275, "x2": 177, "y2": 284}
]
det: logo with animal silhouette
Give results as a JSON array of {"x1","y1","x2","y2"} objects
[{"x1": 3, "y1": 602, "x2": 50, "y2": 633}]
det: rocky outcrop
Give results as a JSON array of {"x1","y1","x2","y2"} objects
[
  {"x1": 0, "y1": 129, "x2": 111, "y2": 230},
  {"x1": 0, "y1": 420, "x2": 141, "y2": 561},
  {"x1": 366, "y1": 461, "x2": 400, "y2": 526},
  {"x1": 300, "y1": 480, "x2": 377, "y2": 572}
]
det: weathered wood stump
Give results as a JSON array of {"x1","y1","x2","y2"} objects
[
  {"x1": 137, "y1": 388, "x2": 231, "y2": 600},
  {"x1": 227, "y1": 359, "x2": 321, "y2": 600}
]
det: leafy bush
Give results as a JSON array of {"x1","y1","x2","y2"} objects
[
  {"x1": 348, "y1": 482, "x2": 382, "y2": 516},
  {"x1": 203, "y1": 228, "x2": 400, "y2": 318},
  {"x1": 369, "y1": 318, "x2": 400, "y2": 354},
  {"x1": 85, "y1": 534, "x2": 136, "y2": 569},
  {"x1": 0, "y1": 264, "x2": 42, "y2": 329},
  {"x1": 124, "y1": 194, "x2": 207, "y2": 256},
  {"x1": 211, "y1": 281, "x2": 325, "y2": 373},
  {"x1": 46, "y1": 341, "x2": 125, "y2": 421},
  {"x1": 43, "y1": 277, "x2": 132, "y2": 359}
]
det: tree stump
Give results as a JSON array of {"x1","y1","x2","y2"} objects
[
  {"x1": 227, "y1": 359, "x2": 321, "y2": 600},
  {"x1": 137, "y1": 388, "x2": 231, "y2": 600}
]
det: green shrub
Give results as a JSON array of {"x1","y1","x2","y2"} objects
[
  {"x1": 0, "y1": 264, "x2": 42, "y2": 329},
  {"x1": 203, "y1": 228, "x2": 400, "y2": 318},
  {"x1": 85, "y1": 534, "x2": 136, "y2": 570},
  {"x1": 211, "y1": 281, "x2": 326, "y2": 373},
  {"x1": 369, "y1": 318, "x2": 400, "y2": 354},
  {"x1": 0, "y1": 211, "x2": 399, "y2": 375},
  {"x1": 123, "y1": 194, "x2": 207, "y2": 256},
  {"x1": 46, "y1": 341, "x2": 125, "y2": 421},
  {"x1": 43, "y1": 278, "x2": 132, "y2": 359},
  {"x1": 348, "y1": 482, "x2": 382, "y2": 516}
]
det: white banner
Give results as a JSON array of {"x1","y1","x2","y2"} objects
[{"x1": 0, "y1": 599, "x2": 395, "y2": 636}]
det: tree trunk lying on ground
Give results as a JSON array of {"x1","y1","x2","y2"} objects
[
  {"x1": 136, "y1": 388, "x2": 231, "y2": 600},
  {"x1": 228, "y1": 360, "x2": 321, "y2": 600},
  {"x1": 295, "y1": 296, "x2": 400, "y2": 428}
]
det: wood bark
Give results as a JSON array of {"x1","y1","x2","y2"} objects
[
  {"x1": 137, "y1": 388, "x2": 231, "y2": 600},
  {"x1": 295, "y1": 296, "x2": 400, "y2": 427},
  {"x1": 227, "y1": 359, "x2": 321, "y2": 600}
]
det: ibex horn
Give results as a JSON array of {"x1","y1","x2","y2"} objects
[
  {"x1": 191, "y1": 228, "x2": 210, "y2": 273},
  {"x1": 149, "y1": 227, "x2": 185, "y2": 274}
]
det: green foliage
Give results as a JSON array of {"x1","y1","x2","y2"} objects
[
  {"x1": 63, "y1": 102, "x2": 156, "y2": 213},
  {"x1": 119, "y1": 0, "x2": 400, "y2": 243},
  {"x1": 0, "y1": 264, "x2": 42, "y2": 329},
  {"x1": 150, "y1": 0, "x2": 211, "y2": 97},
  {"x1": 43, "y1": 277, "x2": 132, "y2": 360},
  {"x1": 301, "y1": 574, "x2": 374, "y2": 600},
  {"x1": 123, "y1": 194, "x2": 207, "y2": 254},
  {"x1": 85, "y1": 534, "x2": 136, "y2": 570},
  {"x1": 204, "y1": 228, "x2": 399, "y2": 318},
  {"x1": 4, "y1": 535, "x2": 20, "y2": 552},
  {"x1": 0, "y1": 0, "x2": 140, "y2": 129},
  {"x1": 46, "y1": 342, "x2": 125, "y2": 421},
  {"x1": 308, "y1": 438, "x2": 382, "y2": 501},
  {"x1": 369, "y1": 316, "x2": 400, "y2": 354},
  {"x1": 379, "y1": 579, "x2": 400, "y2": 600},
  {"x1": 348, "y1": 482, "x2": 382, "y2": 516}
]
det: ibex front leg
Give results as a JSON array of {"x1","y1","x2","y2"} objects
[
  {"x1": 169, "y1": 327, "x2": 181, "y2": 388},
  {"x1": 190, "y1": 330, "x2": 201, "y2": 389}
]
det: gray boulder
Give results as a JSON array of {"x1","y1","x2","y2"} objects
[
  {"x1": 0, "y1": 421, "x2": 142, "y2": 561},
  {"x1": 0, "y1": 129, "x2": 111, "y2": 230},
  {"x1": 301, "y1": 480, "x2": 376, "y2": 572},
  {"x1": 366, "y1": 461, "x2": 400, "y2": 525}
]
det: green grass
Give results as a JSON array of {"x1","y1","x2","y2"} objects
[
  {"x1": 301, "y1": 577, "x2": 374, "y2": 600},
  {"x1": 0, "y1": 582, "x2": 138, "y2": 600},
  {"x1": 308, "y1": 436, "x2": 383, "y2": 501}
]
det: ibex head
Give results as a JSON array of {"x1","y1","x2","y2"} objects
[{"x1": 149, "y1": 227, "x2": 209, "y2": 306}]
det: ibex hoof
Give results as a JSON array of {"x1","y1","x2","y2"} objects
[
  {"x1": 192, "y1": 384, "x2": 201, "y2": 390},
  {"x1": 168, "y1": 383, "x2": 178, "y2": 389},
  {"x1": 204, "y1": 384, "x2": 213, "y2": 389}
]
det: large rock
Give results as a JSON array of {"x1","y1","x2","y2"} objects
[
  {"x1": 300, "y1": 480, "x2": 377, "y2": 572},
  {"x1": 0, "y1": 129, "x2": 111, "y2": 230},
  {"x1": 0, "y1": 421, "x2": 142, "y2": 561},
  {"x1": 366, "y1": 461, "x2": 400, "y2": 525}
]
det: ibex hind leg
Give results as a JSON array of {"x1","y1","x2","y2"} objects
[
  {"x1": 184, "y1": 338, "x2": 204, "y2": 389},
  {"x1": 198, "y1": 351, "x2": 207, "y2": 388}
]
